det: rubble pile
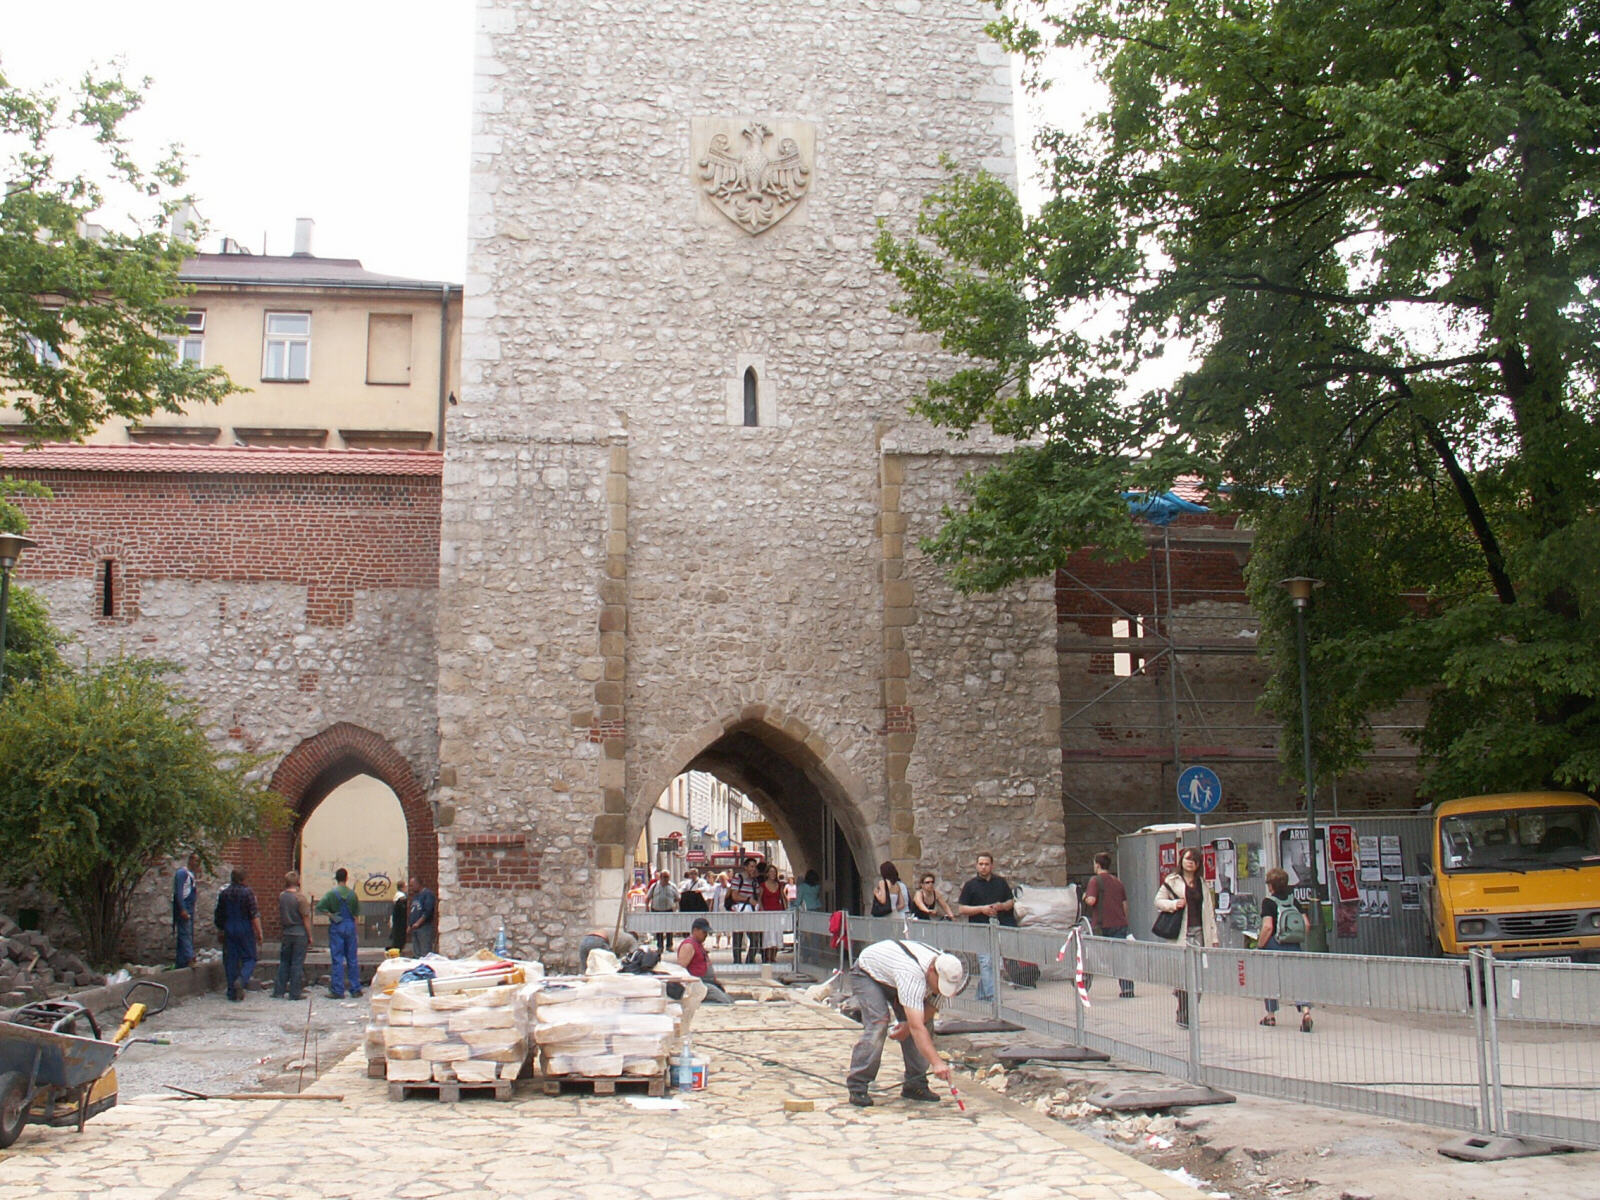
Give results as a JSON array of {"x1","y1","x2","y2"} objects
[
  {"x1": 531, "y1": 973, "x2": 680, "y2": 1078},
  {"x1": 0, "y1": 916, "x2": 106, "y2": 1003}
]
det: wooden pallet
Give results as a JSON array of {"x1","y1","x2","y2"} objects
[
  {"x1": 388, "y1": 1078, "x2": 514, "y2": 1103},
  {"x1": 539, "y1": 1073, "x2": 666, "y2": 1097},
  {"x1": 367, "y1": 1059, "x2": 386, "y2": 1079}
]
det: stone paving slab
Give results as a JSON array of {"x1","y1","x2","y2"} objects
[{"x1": 0, "y1": 997, "x2": 1200, "y2": 1199}]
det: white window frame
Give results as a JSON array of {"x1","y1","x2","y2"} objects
[
  {"x1": 25, "y1": 308, "x2": 62, "y2": 366},
  {"x1": 164, "y1": 310, "x2": 205, "y2": 366},
  {"x1": 262, "y1": 311, "x2": 311, "y2": 381}
]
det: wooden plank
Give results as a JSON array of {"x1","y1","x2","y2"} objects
[{"x1": 367, "y1": 1059, "x2": 386, "y2": 1079}]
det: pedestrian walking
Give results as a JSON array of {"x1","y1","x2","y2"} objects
[
  {"x1": 726, "y1": 860, "x2": 759, "y2": 962},
  {"x1": 407, "y1": 880, "x2": 437, "y2": 957},
  {"x1": 678, "y1": 868, "x2": 710, "y2": 913},
  {"x1": 1259, "y1": 866, "x2": 1312, "y2": 1032},
  {"x1": 646, "y1": 869, "x2": 680, "y2": 952},
  {"x1": 844, "y1": 937, "x2": 966, "y2": 1107},
  {"x1": 957, "y1": 852, "x2": 1017, "y2": 1002},
  {"x1": 909, "y1": 871, "x2": 955, "y2": 920},
  {"x1": 273, "y1": 870, "x2": 312, "y2": 1001},
  {"x1": 317, "y1": 868, "x2": 364, "y2": 999},
  {"x1": 794, "y1": 868, "x2": 825, "y2": 912},
  {"x1": 213, "y1": 867, "x2": 262, "y2": 1002},
  {"x1": 1083, "y1": 851, "x2": 1135, "y2": 997},
  {"x1": 758, "y1": 865, "x2": 787, "y2": 963},
  {"x1": 1153, "y1": 846, "x2": 1217, "y2": 1027},
  {"x1": 172, "y1": 852, "x2": 200, "y2": 969}
]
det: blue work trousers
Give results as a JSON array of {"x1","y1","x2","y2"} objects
[
  {"x1": 174, "y1": 914, "x2": 194, "y2": 969},
  {"x1": 222, "y1": 924, "x2": 256, "y2": 997},
  {"x1": 328, "y1": 919, "x2": 361, "y2": 996}
]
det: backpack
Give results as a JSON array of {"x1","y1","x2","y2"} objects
[{"x1": 1273, "y1": 894, "x2": 1306, "y2": 945}]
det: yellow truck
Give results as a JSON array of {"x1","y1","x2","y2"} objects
[{"x1": 1424, "y1": 791, "x2": 1600, "y2": 962}]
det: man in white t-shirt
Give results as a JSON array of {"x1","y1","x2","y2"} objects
[{"x1": 845, "y1": 938, "x2": 966, "y2": 1107}]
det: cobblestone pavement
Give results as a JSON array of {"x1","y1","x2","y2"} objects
[{"x1": 0, "y1": 996, "x2": 1199, "y2": 1199}]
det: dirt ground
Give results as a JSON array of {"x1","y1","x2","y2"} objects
[
  {"x1": 946, "y1": 1032, "x2": 1600, "y2": 1200},
  {"x1": 109, "y1": 989, "x2": 368, "y2": 1101}
]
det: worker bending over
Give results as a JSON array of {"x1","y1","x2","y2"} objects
[{"x1": 845, "y1": 938, "x2": 966, "y2": 1107}]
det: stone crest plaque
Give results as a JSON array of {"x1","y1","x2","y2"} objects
[{"x1": 694, "y1": 119, "x2": 812, "y2": 235}]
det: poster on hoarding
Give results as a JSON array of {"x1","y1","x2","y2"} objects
[
  {"x1": 1278, "y1": 826, "x2": 1331, "y2": 902},
  {"x1": 1159, "y1": 841, "x2": 1178, "y2": 878},
  {"x1": 1359, "y1": 835, "x2": 1382, "y2": 882},
  {"x1": 1380, "y1": 835, "x2": 1404, "y2": 881}
]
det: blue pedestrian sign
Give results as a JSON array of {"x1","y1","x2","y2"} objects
[{"x1": 1177, "y1": 765, "x2": 1222, "y2": 815}]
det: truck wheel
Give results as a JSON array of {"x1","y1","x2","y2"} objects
[{"x1": 0, "y1": 1070, "x2": 29, "y2": 1148}]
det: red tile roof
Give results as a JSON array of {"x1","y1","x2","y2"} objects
[{"x1": 0, "y1": 442, "x2": 442, "y2": 476}]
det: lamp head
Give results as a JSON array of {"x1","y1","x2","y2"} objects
[
  {"x1": 1279, "y1": 576, "x2": 1323, "y2": 610},
  {"x1": 0, "y1": 533, "x2": 36, "y2": 572}
]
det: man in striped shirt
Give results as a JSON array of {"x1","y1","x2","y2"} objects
[{"x1": 845, "y1": 938, "x2": 966, "y2": 1107}]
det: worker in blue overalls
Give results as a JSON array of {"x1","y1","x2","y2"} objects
[
  {"x1": 213, "y1": 867, "x2": 263, "y2": 1001},
  {"x1": 316, "y1": 867, "x2": 364, "y2": 999}
]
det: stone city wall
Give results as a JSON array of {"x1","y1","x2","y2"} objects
[{"x1": 2, "y1": 451, "x2": 442, "y2": 962}]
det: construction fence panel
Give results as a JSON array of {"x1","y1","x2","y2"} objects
[
  {"x1": 623, "y1": 910, "x2": 797, "y2": 976},
  {"x1": 1488, "y1": 957, "x2": 1600, "y2": 1149}
]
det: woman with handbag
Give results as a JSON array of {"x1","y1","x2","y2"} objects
[
  {"x1": 869, "y1": 861, "x2": 909, "y2": 917},
  {"x1": 1153, "y1": 846, "x2": 1217, "y2": 1028}
]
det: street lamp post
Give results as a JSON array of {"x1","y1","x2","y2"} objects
[
  {"x1": 1280, "y1": 575, "x2": 1326, "y2": 952},
  {"x1": 0, "y1": 533, "x2": 37, "y2": 698}
]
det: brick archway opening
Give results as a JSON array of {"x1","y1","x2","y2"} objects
[{"x1": 229, "y1": 723, "x2": 436, "y2": 938}]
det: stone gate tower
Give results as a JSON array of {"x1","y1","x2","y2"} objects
[{"x1": 437, "y1": 0, "x2": 1065, "y2": 961}]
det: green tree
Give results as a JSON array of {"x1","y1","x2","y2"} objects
[
  {"x1": 1, "y1": 62, "x2": 239, "y2": 440},
  {"x1": 877, "y1": 0, "x2": 1600, "y2": 798},
  {"x1": 0, "y1": 656, "x2": 284, "y2": 965}
]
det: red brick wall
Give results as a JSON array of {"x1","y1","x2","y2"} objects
[
  {"x1": 7, "y1": 467, "x2": 439, "y2": 628},
  {"x1": 457, "y1": 834, "x2": 543, "y2": 890}
]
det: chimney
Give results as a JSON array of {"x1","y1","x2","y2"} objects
[
  {"x1": 292, "y1": 217, "x2": 315, "y2": 257},
  {"x1": 169, "y1": 203, "x2": 198, "y2": 245}
]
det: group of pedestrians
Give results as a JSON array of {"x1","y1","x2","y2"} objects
[
  {"x1": 644, "y1": 858, "x2": 825, "y2": 964},
  {"x1": 173, "y1": 861, "x2": 436, "y2": 1003}
]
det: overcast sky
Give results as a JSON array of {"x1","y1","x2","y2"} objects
[{"x1": 2, "y1": 0, "x2": 475, "y2": 283}]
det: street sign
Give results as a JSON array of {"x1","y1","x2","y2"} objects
[
  {"x1": 1177, "y1": 765, "x2": 1222, "y2": 815},
  {"x1": 655, "y1": 837, "x2": 677, "y2": 853},
  {"x1": 741, "y1": 820, "x2": 777, "y2": 842},
  {"x1": 685, "y1": 849, "x2": 707, "y2": 864}
]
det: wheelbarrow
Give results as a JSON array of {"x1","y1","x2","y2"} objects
[{"x1": 0, "y1": 980, "x2": 169, "y2": 1147}]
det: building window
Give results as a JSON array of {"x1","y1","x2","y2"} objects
[
  {"x1": 1112, "y1": 616, "x2": 1146, "y2": 677},
  {"x1": 164, "y1": 311, "x2": 205, "y2": 365},
  {"x1": 24, "y1": 310, "x2": 62, "y2": 366},
  {"x1": 743, "y1": 367, "x2": 759, "y2": 427},
  {"x1": 365, "y1": 313, "x2": 413, "y2": 385},
  {"x1": 262, "y1": 311, "x2": 311, "y2": 381},
  {"x1": 100, "y1": 560, "x2": 116, "y2": 618}
]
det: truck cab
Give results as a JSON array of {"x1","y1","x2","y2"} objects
[{"x1": 1425, "y1": 791, "x2": 1600, "y2": 962}]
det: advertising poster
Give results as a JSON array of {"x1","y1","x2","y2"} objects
[
  {"x1": 1400, "y1": 878, "x2": 1422, "y2": 910},
  {"x1": 1279, "y1": 826, "x2": 1330, "y2": 901},
  {"x1": 1358, "y1": 835, "x2": 1382, "y2": 882},
  {"x1": 1159, "y1": 841, "x2": 1178, "y2": 877},
  {"x1": 1380, "y1": 835, "x2": 1404, "y2": 881}
]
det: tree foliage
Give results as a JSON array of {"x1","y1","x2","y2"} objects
[
  {"x1": 0, "y1": 656, "x2": 284, "y2": 965},
  {"x1": 877, "y1": 0, "x2": 1600, "y2": 798},
  {"x1": 1, "y1": 62, "x2": 239, "y2": 440}
]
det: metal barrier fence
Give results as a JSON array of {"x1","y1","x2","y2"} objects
[
  {"x1": 792, "y1": 911, "x2": 1600, "y2": 1149},
  {"x1": 622, "y1": 911, "x2": 800, "y2": 976}
]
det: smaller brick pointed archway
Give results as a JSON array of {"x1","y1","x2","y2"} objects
[{"x1": 230, "y1": 723, "x2": 437, "y2": 937}]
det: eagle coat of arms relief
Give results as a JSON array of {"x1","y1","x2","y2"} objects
[{"x1": 697, "y1": 122, "x2": 811, "y2": 235}]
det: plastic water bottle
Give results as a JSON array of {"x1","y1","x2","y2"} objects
[
  {"x1": 494, "y1": 920, "x2": 509, "y2": 958},
  {"x1": 677, "y1": 1034, "x2": 694, "y2": 1092}
]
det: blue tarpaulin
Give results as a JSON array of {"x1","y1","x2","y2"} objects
[{"x1": 1125, "y1": 491, "x2": 1209, "y2": 526}]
